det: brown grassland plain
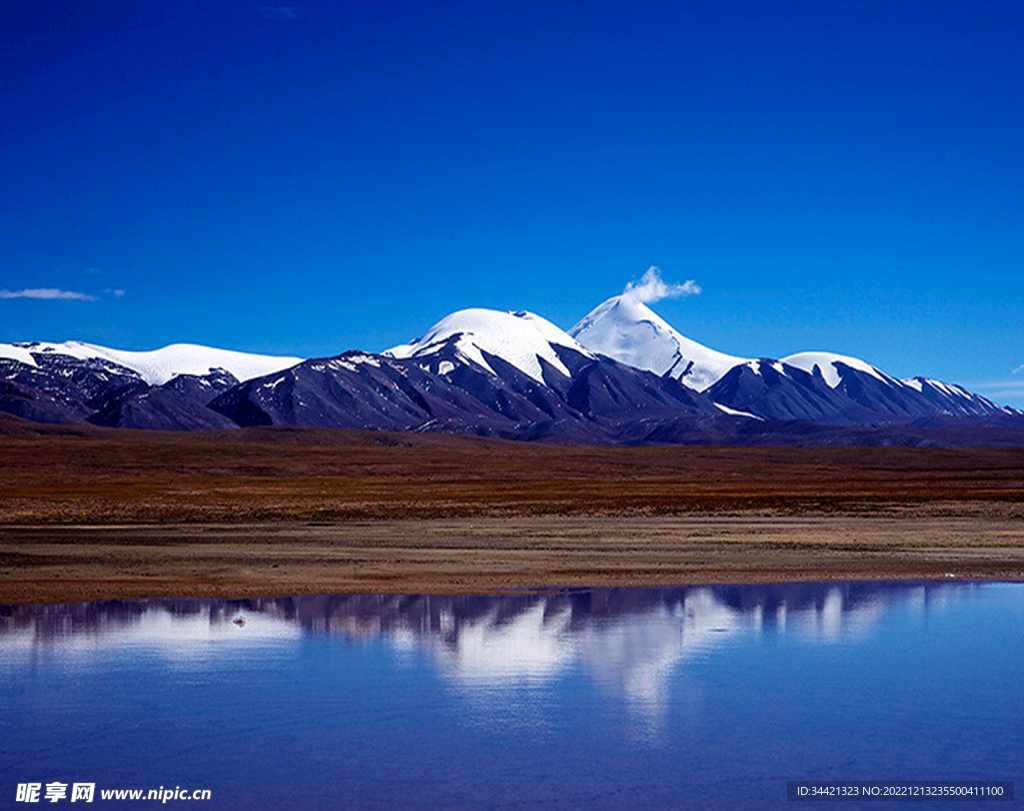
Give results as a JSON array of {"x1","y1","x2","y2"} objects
[{"x1": 1, "y1": 419, "x2": 1022, "y2": 603}]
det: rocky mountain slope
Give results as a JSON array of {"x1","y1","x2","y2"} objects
[{"x1": 1, "y1": 302, "x2": 1018, "y2": 445}]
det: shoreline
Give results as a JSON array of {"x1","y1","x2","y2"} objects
[{"x1": 3, "y1": 515, "x2": 1023, "y2": 605}]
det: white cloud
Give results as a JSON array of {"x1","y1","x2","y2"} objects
[
  {"x1": 623, "y1": 266, "x2": 701, "y2": 304},
  {"x1": 1014, "y1": 365, "x2": 1023, "y2": 375},
  {"x1": 0, "y1": 288, "x2": 97, "y2": 302},
  {"x1": 103, "y1": 288, "x2": 126, "y2": 297},
  {"x1": 968, "y1": 380, "x2": 1024, "y2": 390}
]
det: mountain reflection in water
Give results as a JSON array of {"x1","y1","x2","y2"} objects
[
  {"x1": 3, "y1": 582, "x2": 1021, "y2": 809},
  {"x1": 0, "y1": 582, "x2": 978, "y2": 710}
]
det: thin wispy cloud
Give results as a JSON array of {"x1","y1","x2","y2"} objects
[
  {"x1": 973, "y1": 380, "x2": 1024, "y2": 391},
  {"x1": 623, "y1": 266, "x2": 701, "y2": 304},
  {"x1": 259, "y1": 6, "x2": 299, "y2": 20},
  {"x1": 1014, "y1": 364, "x2": 1023, "y2": 375},
  {"x1": 964, "y1": 379, "x2": 1024, "y2": 409},
  {"x1": 103, "y1": 288, "x2": 127, "y2": 297},
  {"x1": 0, "y1": 288, "x2": 97, "y2": 302}
]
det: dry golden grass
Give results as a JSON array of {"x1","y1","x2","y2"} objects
[
  {"x1": 1, "y1": 425, "x2": 1023, "y2": 523},
  {"x1": 1, "y1": 425, "x2": 1022, "y2": 603}
]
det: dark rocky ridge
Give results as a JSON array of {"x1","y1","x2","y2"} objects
[{"x1": 1, "y1": 339, "x2": 1021, "y2": 445}]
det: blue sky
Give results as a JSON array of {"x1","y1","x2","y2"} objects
[{"x1": 2, "y1": 0, "x2": 1022, "y2": 404}]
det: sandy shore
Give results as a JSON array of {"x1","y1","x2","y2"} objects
[
  {"x1": 2, "y1": 516, "x2": 1023, "y2": 604},
  {"x1": 1, "y1": 427, "x2": 1022, "y2": 603}
]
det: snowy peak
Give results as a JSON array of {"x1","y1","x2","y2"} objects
[
  {"x1": 569, "y1": 295, "x2": 748, "y2": 391},
  {"x1": 384, "y1": 308, "x2": 594, "y2": 384},
  {"x1": 781, "y1": 351, "x2": 896, "y2": 389},
  {"x1": 2, "y1": 296, "x2": 1019, "y2": 440},
  {"x1": 0, "y1": 340, "x2": 301, "y2": 385}
]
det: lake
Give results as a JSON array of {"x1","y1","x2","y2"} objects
[{"x1": 2, "y1": 582, "x2": 1021, "y2": 808}]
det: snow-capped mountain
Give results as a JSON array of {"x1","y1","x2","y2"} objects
[
  {"x1": 0, "y1": 341, "x2": 300, "y2": 385},
  {"x1": 214, "y1": 311, "x2": 719, "y2": 441},
  {"x1": 900, "y1": 377, "x2": 1011, "y2": 417},
  {"x1": 0, "y1": 341, "x2": 301, "y2": 430},
  {"x1": 569, "y1": 294, "x2": 748, "y2": 390},
  {"x1": 569, "y1": 297, "x2": 1015, "y2": 424},
  {"x1": 776, "y1": 352, "x2": 1009, "y2": 421},
  {"x1": 700, "y1": 353, "x2": 1013, "y2": 425},
  {"x1": 385, "y1": 308, "x2": 595, "y2": 384},
  {"x1": 1, "y1": 301, "x2": 1019, "y2": 443},
  {"x1": 782, "y1": 351, "x2": 895, "y2": 389}
]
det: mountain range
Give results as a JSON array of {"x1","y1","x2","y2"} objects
[{"x1": 2, "y1": 295, "x2": 1020, "y2": 446}]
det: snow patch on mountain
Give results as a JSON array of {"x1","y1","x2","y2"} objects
[
  {"x1": 0, "y1": 341, "x2": 301, "y2": 385},
  {"x1": 385, "y1": 308, "x2": 593, "y2": 384},
  {"x1": 0, "y1": 344, "x2": 40, "y2": 368},
  {"x1": 917, "y1": 378, "x2": 963, "y2": 397},
  {"x1": 713, "y1": 403, "x2": 764, "y2": 420},
  {"x1": 748, "y1": 359, "x2": 789, "y2": 377},
  {"x1": 903, "y1": 376, "x2": 1015, "y2": 415},
  {"x1": 570, "y1": 295, "x2": 748, "y2": 391}
]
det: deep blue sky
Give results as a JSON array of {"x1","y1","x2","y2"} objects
[{"x1": 2, "y1": 0, "x2": 1022, "y2": 403}]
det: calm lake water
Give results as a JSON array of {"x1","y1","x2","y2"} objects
[{"x1": 1, "y1": 583, "x2": 1022, "y2": 809}]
